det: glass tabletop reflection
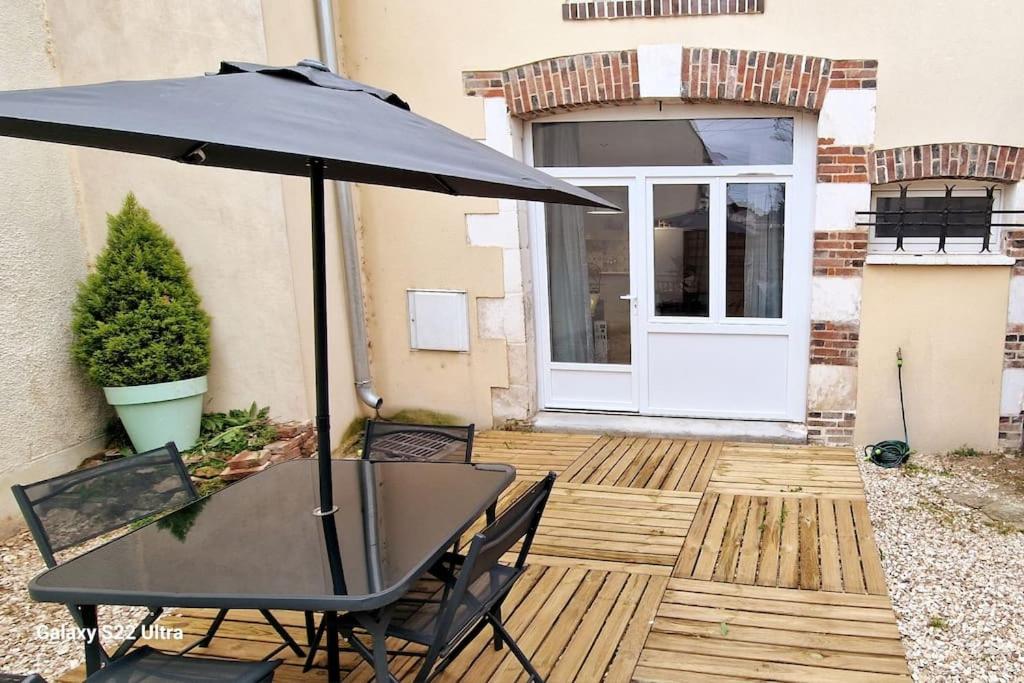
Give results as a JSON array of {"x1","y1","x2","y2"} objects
[{"x1": 29, "y1": 459, "x2": 514, "y2": 611}]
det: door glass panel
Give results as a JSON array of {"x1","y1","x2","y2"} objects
[
  {"x1": 726, "y1": 183, "x2": 785, "y2": 318},
  {"x1": 533, "y1": 119, "x2": 793, "y2": 167},
  {"x1": 653, "y1": 184, "x2": 710, "y2": 317},
  {"x1": 546, "y1": 186, "x2": 630, "y2": 364}
]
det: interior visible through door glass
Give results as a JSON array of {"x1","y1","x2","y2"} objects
[
  {"x1": 653, "y1": 184, "x2": 710, "y2": 317},
  {"x1": 546, "y1": 186, "x2": 630, "y2": 364},
  {"x1": 726, "y1": 183, "x2": 785, "y2": 318}
]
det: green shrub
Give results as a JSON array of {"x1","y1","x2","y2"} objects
[{"x1": 71, "y1": 193, "x2": 211, "y2": 387}]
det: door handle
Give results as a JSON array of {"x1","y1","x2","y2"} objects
[{"x1": 619, "y1": 294, "x2": 637, "y2": 301}]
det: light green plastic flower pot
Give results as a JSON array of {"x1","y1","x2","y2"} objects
[{"x1": 103, "y1": 376, "x2": 208, "y2": 453}]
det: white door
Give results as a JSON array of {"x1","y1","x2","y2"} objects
[
  {"x1": 531, "y1": 107, "x2": 813, "y2": 420},
  {"x1": 641, "y1": 176, "x2": 809, "y2": 420},
  {"x1": 534, "y1": 180, "x2": 641, "y2": 411}
]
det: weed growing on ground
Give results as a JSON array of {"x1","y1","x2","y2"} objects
[
  {"x1": 950, "y1": 445, "x2": 982, "y2": 458},
  {"x1": 928, "y1": 615, "x2": 948, "y2": 630},
  {"x1": 917, "y1": 499, "x2": 957, "y2": 528},
  {"x1": 983, "y1": 519, "x2": 1022, "y2": 536},
  {"x1": 902, "y1": 462, "x2": 930, "y2": 476}
]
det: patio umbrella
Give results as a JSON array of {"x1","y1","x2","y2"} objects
[{"x1": 0, "y1": 59, "x2": 613, "y2": 517}]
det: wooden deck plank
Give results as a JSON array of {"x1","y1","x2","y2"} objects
[
  {"x1": 835, "y1": 498, "x2": 867, "y2": 594},
  {"x1": 712, "y1": 495, "x2": 750, "y2": 583},
  {"x1": 778, "y1": 497, "x2": 800, "y2": 588},
  {"x1": 644, "y1": 440, "x2": 683, "y2": 490},
  {"x1": 690, "y1": 441, "x2": 723, "y2": 493},
  {"x1": 546, "y1": 572, "x2": 630, "y2": 681},
  {"x1": 661, "y1": 440, "x2": 699, "y2": 491},
  {"x1": 692, "y1": 493, "x2": 734, "y2": 580},
  {"x1": 600, "y1": 574, "x2": 669, "y2": 683},
  {"x1": 709, "y1": 442, "x2": 866, "y2": 497},
  {"x1": 853, "y1": 499, "x2": 890, "y2": 595},
  {"x1": 818, "y1": 498, "x2": 844, "y2": 592},
  {"x1": 798, "y1": 497, "x2": 821, "y2": 590},
  {"x1": 735, "y1": 495, "x2": 764, "y2": 585},
  {"x1": 756, "y1": 496, "x2": 783, "y2": 587}
]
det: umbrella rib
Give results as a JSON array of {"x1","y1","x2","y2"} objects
[{"x1": 430, "y1": 174, "x2": 458, "y2": 196}]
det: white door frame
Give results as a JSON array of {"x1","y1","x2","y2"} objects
[
  {"x1": 526, "y1": 104, "x2": 815, "y2": 421},
  {"x1": 529, "y1": 176, "x2": 643, "y2": 412}
]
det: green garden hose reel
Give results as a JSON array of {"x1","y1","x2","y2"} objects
[{"x1": 864, "y1": 348, "x2": 911, "y2": 468}]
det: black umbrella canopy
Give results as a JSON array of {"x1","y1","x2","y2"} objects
[
  {"x1": 0, "y1": 59, "x2": 615, "y2": 531},
  {"x1": 0, "y1": 60, "x2": 614, "y2": 209}
]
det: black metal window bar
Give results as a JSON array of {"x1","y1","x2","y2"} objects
[{"x1": 856, "y1": 185, "x2": 1024, "y2": 253}]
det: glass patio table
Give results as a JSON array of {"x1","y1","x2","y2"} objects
[{"x1": 28, "y1": 458, "x2": 515, "y2": 682}]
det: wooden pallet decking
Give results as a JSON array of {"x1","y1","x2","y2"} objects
[
  {"x1": 675, "y1": 493, "x2": 888, "y2": 594},
  {"x1": 709, "y1": 443, "x2": 866, "y2": 497},
  {"x1": 637, "y1": 579, "x2": 909, "y2": 682},
  {"x1": 58, "y1": 433, "x2": 909, "y2": 682}
]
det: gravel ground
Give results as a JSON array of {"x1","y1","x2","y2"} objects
[
  {"x1": 860, "y1": 453, "x2": 1024, "y2": 682},
  {"x1": 0, "y1": 530, "x2": 155, "y2": 679}
]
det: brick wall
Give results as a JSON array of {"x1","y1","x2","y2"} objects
[
  {"x1": 563, "y1": 0, "x2": 765, "y2": 20},
  {"x1": 810, "y1": 322, "x2": 859, "y2": 366},
  {"x1": 998, "y1": 414, "x2": 1023, "y2": 452},
  {"x1": 807, "y1": 411, "x2": 856, "y2": 447},
  {"x1": 464, "y1": 51, "x2": 639, "y2": 118},
  {"x1": 828, "y1": 59, "x2": 878, "y2": 89},
  {"x1": 1005, "y1": 324, "x2": 1024, "y2": 368},
  {"x1": 464, "y1": 48, "x2": 876, "y2": 119},
  {"x1": 817, "y1": 140, "x2": 870, "y2": 183},
  {"x1": 1004, "y1": 229, "x2": 1024, "y2": 273},
  {"x1": 462, "y1": 71, "x2": 505, "y2": 99},
  {"x1": 679, "y1": 48, "x2": 829, "y2": 110},
  {"x1": 813, "y1": 230, "x2": 868, "y2": 276},
  {"x1": 871, "y1": 143, "x2": 1024, "y2": 184}
]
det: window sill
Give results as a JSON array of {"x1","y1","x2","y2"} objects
[{"x1": 865, "y1": 253, "x2": 1016, "y2": 266}]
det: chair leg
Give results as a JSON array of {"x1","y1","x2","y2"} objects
[
  {"x1": 487, "y1": 614, "x2": 543, "y2": 682},
  {"x1": 305, "y1": 611, "x2": 316, "y2": 647},
  {"x1": 490, "y1": 604, "x2": 504, "y2": 651},
  {"x1": 431, "y1": 618, "x2": 490, "y2": 678},
  {"x1": 259, "y1": 609, "x2": 305, "y2": 657},
  {"x1": 302, "y1": 617, "x2": 326, "y2": 672},
  {"x1": 196, "y1": 608, "x2": 229, "y2": 648},
  {"x1": 111, "y1": 607, "x2": 163, "y2": 660}
]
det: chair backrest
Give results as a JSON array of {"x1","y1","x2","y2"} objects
[
  {"x1": 463, "y1": 472, "x2": 556, "y2": 587},
  {"x1": 362, "y1": 420, "x2": 475, "y2": 463},
  {"x1": 11, "y1": 443, "x2": 197, "y2": 568},
  {"x1": 427, "y1": 473, "x2": 555, "y2": 651}
]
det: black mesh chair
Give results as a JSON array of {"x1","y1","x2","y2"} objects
[
  {"x1": 10, "y1": 443, "x2": 303, "y2": 664},
  {"x1": 363, "y1": 419, "x2": 488, "y2": 532},
  {"x1": 80, "y1": 646, "x2": 278, "y2": 682},
  {"x1": 361, "y1": 420, "x2": 475, "y2": 463},
  {"x1": 342, "y1": 472, "x2": 556, "y2": 683}
]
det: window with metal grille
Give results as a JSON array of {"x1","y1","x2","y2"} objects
[{"x1": 861, "y1": 183, "x2": 1021, "y2": 255}]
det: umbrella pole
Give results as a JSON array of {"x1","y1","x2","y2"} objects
[{"x1": 310, "y1": 158, "x2": 335, "y2": 516}]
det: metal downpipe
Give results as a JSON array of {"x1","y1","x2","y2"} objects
[{"x1": 314, "y1": 0, "x2": 384, "y2": 411}]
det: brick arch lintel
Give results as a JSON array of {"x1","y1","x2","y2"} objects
[
  {"x1": 463, "y1": 47, "x2": 877, "y2": 119},
  {"x1": 870, "y1": 143, "x2": 1024, "y2": 184}
]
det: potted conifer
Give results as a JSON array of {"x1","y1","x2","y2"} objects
[{"x1": 72, "y1": 193, "x2": 211, "y2": 452}]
